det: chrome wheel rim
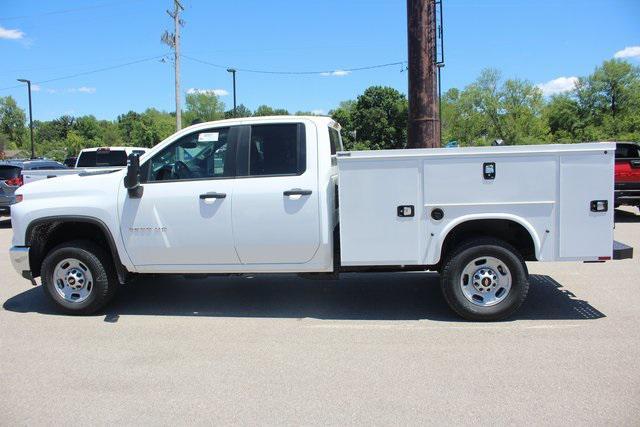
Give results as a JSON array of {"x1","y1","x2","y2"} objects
[
  {"x1": 53, "y1": 258, "x2": 94, "y2": 303},
  {"x1": 460, "y1": 256, "x2": 512, "y2": 307}
]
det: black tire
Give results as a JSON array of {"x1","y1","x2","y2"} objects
[
  {"x1": 41, "y1": 240, "x2": 118, "y2": 315},
  {"x1": 440, "y1": 238, "x2": 529, "y2": 321}
]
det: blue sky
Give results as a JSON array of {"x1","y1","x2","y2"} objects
[{"x1": 1, "y1": 0, "x2": 639, "y2": 121}]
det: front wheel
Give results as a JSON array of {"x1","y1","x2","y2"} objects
[
  {"x1": 41, "y1": 240, "x2": 118, "y2": 315},
  {"x1": 440, "y1": 238, "x2": 529, "y2": 321}
]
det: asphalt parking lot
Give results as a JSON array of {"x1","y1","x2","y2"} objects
[{"x1": 1, "y1": 209, "x2": 639, "y2": 425}]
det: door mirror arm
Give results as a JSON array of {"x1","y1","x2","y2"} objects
[{"x1": 124, "y1": 153, "x2": 144, "y2": 198}]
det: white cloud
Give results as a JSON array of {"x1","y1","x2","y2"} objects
[
  {"x1": 46, "y1": 88, "x2": 58, "y2": 94},
  {"x1": 0, "y1": 26, "x2": 24, "y2": 40},
  {"x1": 63, "y1": 87, "x2": 96, "y2": 94},
  {"x1": 614, "y1": 46, "x2": 640, "y2": 59},
  {"x1": 320, "y1": 70, "x2": 351, "y2": 77},
  {"x1": 187, "y1": 88, "x2": 229, "y2": 96},
  {"x1": 31, "y1": 84, "x2": 41, "y2": 92},
  {"x1": 536, "y1": 76, "x2": 578, "y2": 96},
  {"x1": 77, "y1": 86, "x2": 96, "y2": 94}
]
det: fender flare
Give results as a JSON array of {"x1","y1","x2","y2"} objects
[
  {"x1": 25, "y1": 215, "x2": 129, "y2": 284},
  {"x1": 434, "y1": 213, "x2": 542, "y2": 264}
]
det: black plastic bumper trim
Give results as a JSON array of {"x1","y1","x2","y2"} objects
[{"x1": 613, "y1": 240, "x2": 633, "y2": 260}]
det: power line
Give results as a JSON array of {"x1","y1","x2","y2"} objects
[
  {"x1": 0, "y1": 54, "x2": 169, "y2": 92},
  {"x1": 0, "y1": 0, "x2": 144, "y2": 21},
  {"x1": 0, "y1": 53, "x2": 406, "y2": 93},
  {"x1": 182, "y1": 54, "x2": 406, "y2": 76}
]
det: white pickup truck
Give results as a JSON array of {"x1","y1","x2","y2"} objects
[
  {"x1": 21, "y1": 147, "x2": 149, "y2": 185},
  {"x1": 9, "y1": 116, "x2": 633, "y2": 320}
]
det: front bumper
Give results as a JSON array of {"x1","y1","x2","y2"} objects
[{"x1": 9, "y1": 246, "x2": 31, "y2": 279}]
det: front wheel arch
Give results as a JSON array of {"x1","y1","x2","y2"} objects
[{"x1": 25, "y1": 216, "x2": 129, "y2": 284}]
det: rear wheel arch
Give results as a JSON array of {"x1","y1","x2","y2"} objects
[
  {"x1": 437, "y1": 216, "x2": 540, "y2": 265},
  {"x1": 25, "y1": 216, "x2": 128, "y2": 284}
]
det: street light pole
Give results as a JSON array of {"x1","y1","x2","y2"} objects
[
  {"x1": 227, "y1": 68, "x2": 237, "y2": 117},
  {"x1": 17, "y1": 79, "x2": 35, "y2": 159}
]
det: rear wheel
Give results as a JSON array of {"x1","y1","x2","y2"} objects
[
  {"x1": 440, "y1": 238, "x2": 529, "y2": 321},
  {"x1": 41, "y1": 240, "x2": 118, "y2": 315}
]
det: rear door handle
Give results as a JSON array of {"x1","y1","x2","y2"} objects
[
  {"x1": 630, "y1": 160, "x2": 640, "y2": 168},
  {"x1": 199, "y1": 192, "x2": 227, "y2": 200},
  {"x1": 283, "y1": 189, "x2": 312, "y2": 196}
]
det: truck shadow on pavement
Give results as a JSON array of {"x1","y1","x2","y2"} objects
[
  {"x1": 615, "y1": 209, "x2": 640, "y2": 223},
  {"x1": 3, "y1": 273, "x2": 605, "y2": 322}
]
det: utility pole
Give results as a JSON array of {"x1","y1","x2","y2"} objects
[
  {"x1": 162, "y1": 0, "x2": 184, "y2": 131},
  {"x1": 227, "y1": 68, "x2": 237, "y2": 117},
  {"x1": 17, "y1": 79, "x2": 35, "y2": 159},
  {"x1": 407, "y1": 0, "x2": 441, "y2": 148}
]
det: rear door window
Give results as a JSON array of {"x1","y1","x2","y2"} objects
[{"x1": 247, "y1": 123, "x2": 305, "y2": 176}]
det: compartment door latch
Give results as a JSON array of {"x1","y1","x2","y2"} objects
[
  {"x1": 590, "y1": 200, "x2": 608, "y2": 212},
  {"x1": 397, "y1": 205, "x2": 415, "y2": 217}
]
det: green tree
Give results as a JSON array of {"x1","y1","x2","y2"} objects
[
  {"x1": 224, "y1": 104, "x2": 252, "y2": 119},
  {"x1": 543, "y1": 94, "x2": 581, "y2": 142},
  {"x1": 253, "y1": 105, "x2": 289, "y2": 116},
  {"x1": 184, "y1": 91, "x2": 225, "y2": 123},
  {"x1": 330, "y1": 100, "x2": 357, "y2": 149},
  {"x1": 352, "y1": 86, "x2": 408, "y2": 150},
  {"x1": 545, "y1": 59, "x2": 640, "y2": 142},
  {"x1": 74, "y1": 115, "x2": 103, "y2": 141},
  {"x1": 443, "y1": 69, "x2": 548, "y2": 145},
  {"x1": 0, "y1": 96, "x2": 26, "y2": 147},
  {"x1": 441, "y1": 87, "x2": 486, "y2": 145}
]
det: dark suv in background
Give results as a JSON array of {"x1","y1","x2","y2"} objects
[{"x1": 0, "y1": 159, "x2": 66, "y2": 216}]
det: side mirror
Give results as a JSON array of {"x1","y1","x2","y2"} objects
[{"x1": 124, "y1": 153, "x2": 143, "y2": 198}]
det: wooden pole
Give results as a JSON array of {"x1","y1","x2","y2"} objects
[{"x1": 407, "y1": 0, "x2": 440, "y2": 148}]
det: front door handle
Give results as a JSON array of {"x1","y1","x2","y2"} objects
[
  {"x1": 199, "y1": 192, "x2": 227, "y2": 200},
  {"x1": 283, "y1": 189, "x2": 312, "y2": 196}
]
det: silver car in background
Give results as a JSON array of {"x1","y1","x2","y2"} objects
[{"x1": 0, "y1": 159, "x2": 67, "y2": 216}]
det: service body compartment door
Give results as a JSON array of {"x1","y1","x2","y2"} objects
[
  {"x1": 559, "y1": 152, "x2": 614, "y2": 259},
  {"x1": 338, "y1": 158, "x2": 422, "y2": 266}
]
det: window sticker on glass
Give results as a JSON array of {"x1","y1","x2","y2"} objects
[{"x1": 198, "y1": 132, "x2": 219, "y2": 142}]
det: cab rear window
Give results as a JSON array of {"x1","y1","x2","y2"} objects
[{"x1": 76, "y1": 150, "x2": 128, "y2": 167}]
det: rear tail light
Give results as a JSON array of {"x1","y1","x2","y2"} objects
[{"x1": 5, "y1": 176, "x2": 23, "y2": 187}]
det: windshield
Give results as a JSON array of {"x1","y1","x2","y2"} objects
[{"x1": 76, "y1": 150, "x2": 128, "y2": 167}]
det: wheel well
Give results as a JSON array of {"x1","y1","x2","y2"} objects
[
  {"x1": 26, "y1": 219, "x2": 127, "y2": 283},
  {"x1": 440, "y1": 219, "x2": 537, "y2": 263}
]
